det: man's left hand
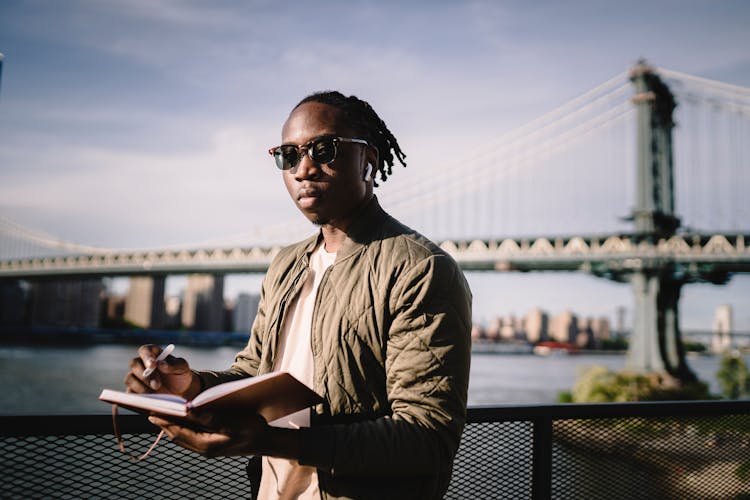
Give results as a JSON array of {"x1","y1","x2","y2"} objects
[{"x1": 148, "y1": 411, "x2": 268, "y2": 458}]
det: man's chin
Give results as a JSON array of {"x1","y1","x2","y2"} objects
[{"x1": 304, "y1": 213, "x2": 329, "y2": 227}]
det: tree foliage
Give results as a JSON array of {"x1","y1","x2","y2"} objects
[
  {"x1": 561, "y1": 365, "x2": 712, "y2": 403},
  {"x1": 717, "y1": 351, "x2": 750, "y2": 399}
]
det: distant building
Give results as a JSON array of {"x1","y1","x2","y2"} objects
[
  {"x1": 485, "y1": 317, "x2": 501, "y2": 341},
  {"x1": 222, "y1": 299, "x2": 234, "y2": 332},
  {"x1": 711, "y1": 304, "x2": 733, "y2": 353},
  {"x1": 124, "y1": 276, "x2": 165, "y2": 329},
  {"x1": 182, "y1": 274, "x2": 224, "y2": 331},
  {"x1": 590, "y1": 317, "x2": 611, "y2": 340},
  {"x1": 29, "y1": 279, "x2": 103, "y2": 328},
  {"x1": 101, "y1": 294, "x2": 126, "y2": 326},
  {"x1": 524, "y1": 308, "x2": 549, "y2": 343},
  {"x1": 233, "y1": 293, "x2": 260, "y2": 333},
  {"x1": 164, "y1": 295, "x2": 181, "y2": 329},
  {"x1": 470, "y1": 324, "x2": 483, "y2": 342},
  {"x1": 615, "y1": 306, "x2": 627, "y2": 335},
  {"x1": 549, "y1": 310, "x2": 577, "y2": 344},
  {"x1": 0, "y1": 281, "x2": 26, "y2": 325},
  {"x1": 500, "y1": 314, "x2": 519, "y2": 340},
  {"x1": 104, "y1": 295, "x2": 126, "y2": 318},
  {"x1": 575, "y1": 318, "x2": 595, "y2": 349}
]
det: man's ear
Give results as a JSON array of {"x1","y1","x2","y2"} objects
[{"x1": 365, "y1": 146, "x2": 379, "y2": 181}]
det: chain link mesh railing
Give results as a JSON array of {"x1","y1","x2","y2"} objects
[
  {"x1": 552, "y1": 414, "x2": 750, "y2": 500},
  {"x1": 3, "y1": 433, "x2": 249, "y2": 499},
  {"x1": 2, "y1": 402, "x2": 749, "y2": 499},
  {"x1": 1, "y1": 415, "x2": 250, "y2": 499},
  {"x1": 445, "y1": 419, "x2": 534, "y2": 499}
]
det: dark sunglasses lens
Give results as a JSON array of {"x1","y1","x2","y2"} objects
[
  {"x1": 310, "y1": 138, "x2": 337, "y2": 164},
  {"x1": 277, "y1": 146, "x2": 299, "y2": 170}
]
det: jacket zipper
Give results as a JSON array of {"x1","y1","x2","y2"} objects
[
  {"x1": 309, "y1": 262, "x2": 336, "y2": 425},
  {"x1": 265, "y1": 260, "x2": 309, "y2": 371}
]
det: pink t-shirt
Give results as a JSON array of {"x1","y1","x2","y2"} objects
[{"x1": 258, "y1": 243, "x2": 335, "y2": 500}]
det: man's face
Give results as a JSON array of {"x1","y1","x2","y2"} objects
[{"x1": 280, "y1": 101, "x2": 370, "y2": 227}]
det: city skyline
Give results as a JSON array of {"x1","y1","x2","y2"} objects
[
  {"x1": 2, "y1": 274, "x2": 741, "y2": 345},
  {"x1": 103, "y1": 275, "x2": 740, "y2": 334}
]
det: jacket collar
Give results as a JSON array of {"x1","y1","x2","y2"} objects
[{"x1": 336, "y1": 195, "x2": 388, "y2": 262}]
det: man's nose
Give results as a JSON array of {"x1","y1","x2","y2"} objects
[{"x1": 293, "y1": 153, "x2": 321, "y2": 180}]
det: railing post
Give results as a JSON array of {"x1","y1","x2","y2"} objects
[{"x1": 532, "y1": 415, "x2": 552, "y2": 500}]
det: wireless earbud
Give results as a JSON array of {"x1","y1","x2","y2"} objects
[{"x1": 363, "y1": 163, "x2": 373, "y2": 182}]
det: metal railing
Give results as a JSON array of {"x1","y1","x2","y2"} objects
[{"x1": 3, "y1": 401, "x2": 749, "y2": 499}]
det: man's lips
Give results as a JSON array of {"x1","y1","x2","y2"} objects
[{"x1": 297, "y1": 186, "x2": 323, "y2": 208}]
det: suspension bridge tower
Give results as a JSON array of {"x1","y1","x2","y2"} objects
[{"x1": 625, "y1": 61, "x2": 696, "y2": 382}]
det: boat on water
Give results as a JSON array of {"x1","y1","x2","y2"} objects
[
  {"x1": 471, "y1": 342, "x2": 535, "y2": 355},
  {"x1": 532, "y1": 341, "x2": 581, "y2": 356}
]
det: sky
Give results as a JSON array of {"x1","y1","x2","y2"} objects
[{"x1": 1, "y1": 0, "x2": 749, "y2": 330}]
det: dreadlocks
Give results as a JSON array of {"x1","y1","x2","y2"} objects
[{"x1": 295, "y1": 91, "x2": 407, "y2": 186}]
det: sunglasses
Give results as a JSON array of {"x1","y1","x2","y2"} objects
[{"x1": 268, "y1": 136, "x2": 369, "y2": 171}]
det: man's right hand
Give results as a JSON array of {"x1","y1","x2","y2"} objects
[{"x1": 124, "y1": 344, "x2": 200, "y2": 399}]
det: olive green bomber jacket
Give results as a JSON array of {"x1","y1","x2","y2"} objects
[{"x1": 198, "y1": 197, "x2": 472, "y2": 499}]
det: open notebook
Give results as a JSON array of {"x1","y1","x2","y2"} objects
[{"x1": 100, "y1": 371, "x2": 322, "y2": 423}]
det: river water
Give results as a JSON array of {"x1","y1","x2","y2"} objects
[{"x1": 0, "y1": 344, "x2": 732, "y2": 414}]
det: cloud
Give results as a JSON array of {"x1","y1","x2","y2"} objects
[{"x1": 0, "y1": 121, "x2": 298, "y2": 247}]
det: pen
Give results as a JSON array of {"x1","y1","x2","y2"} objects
[{"x1": 142, "y1": 344, "x2": 175, "y2": 377}]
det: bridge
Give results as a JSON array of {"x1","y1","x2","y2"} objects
[
  {"x1": 1, "y1": 231, "x2": 748, "y2": 278},
  {"x1": 2, "y1": 61, "x2": 749, "y2": 382}
]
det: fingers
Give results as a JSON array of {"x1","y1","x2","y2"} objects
[
  {"x1": 124, "y1": 357, "x2": 152, "y2": 393},
  {"x1": 157, "y1": 355, "x2": 190, "y2": 376},
  {"x1": 182, "y1": 407, "x2": 216, "y2": 430},
  {"x1": 148, "y1": 416, "x2": 232, "y2": 457},
  {"x1": 124, "y1": 344, "x2": 169, "y2": 393},
  {"x1": 147, "y1": 412, "x2": 269, "y2": 458},
  {"x1": 138, "y1": 344, "x2": 164, "y2": 375}
]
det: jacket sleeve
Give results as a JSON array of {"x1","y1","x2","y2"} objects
[{"x1": 298, "y1": 253, "x2": 473, "y2": 478}]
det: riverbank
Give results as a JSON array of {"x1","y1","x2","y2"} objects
[{"x1": 2, "y1": 326, "x2": 640, "y2": 356}]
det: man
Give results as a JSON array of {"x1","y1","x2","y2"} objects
[{"x1": 126, "y1": 91, "x2": 472, "y2": 499}]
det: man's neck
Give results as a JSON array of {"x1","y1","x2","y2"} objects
[
  {"x1": 319, "y1": 194, "x2": 374, "y2": 253},
  {"x1": 320, "y1": 225, "x2": 347, "y2": 253}
]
